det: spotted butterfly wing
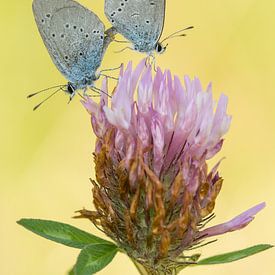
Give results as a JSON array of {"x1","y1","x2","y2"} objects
[
  {"x1": 33, "y1": 0, "x2": 105, "y2": 88},
  {"x1": 105, "y1": 0, "x2": 165, "y2": 53}
]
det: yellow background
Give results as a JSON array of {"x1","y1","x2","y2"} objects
[{"x1": 1, "y1": 0, "x2": 274, "y2": 274}]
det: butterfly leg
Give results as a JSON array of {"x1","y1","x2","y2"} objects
[
  {"x1": 82, "y1": 87, "x2": 88, "y2": 96},
  {"x1": 146, "y1": 54, "x2": 157, "y2": 71},
  {"x1": 100, "y1": 64, "x2": 122, "y2": 73},
  {"x1": 100, "y1": 74, "x2": 119, "y2": 81},
  {"x1": 151, "y1": 55, "x2": 157, "y2": 72},
  {"x1": 145, "y1": 55, "x2": 151, "y2": 67},
  {"x1": 68, "y1": 89, "x2": 77, "y2": 102},
  {"x1": 114, "y1": 46, "x2": 133, "y2": 54},
  {"x1": 99, "y1": 64, "x2": 122, "y2": 81},
  {"x1": 91, "y1": 86, "x2": 112, "y2": 98}
]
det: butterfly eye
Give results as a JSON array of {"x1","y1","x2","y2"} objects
[{"x1": 156, "y1": 43, "x2": 162, "y2": 53}]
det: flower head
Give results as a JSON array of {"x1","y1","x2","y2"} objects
[{"x1": 80, "y1": 60, "x2": 264, "y2": 272}]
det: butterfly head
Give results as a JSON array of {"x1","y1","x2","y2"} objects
[
  {"x1": 66, "y1": 82, "x2": 77, "y2": 100},
  {"x1": 155, "y1": 42, "x2": 167, "y2": 55}
]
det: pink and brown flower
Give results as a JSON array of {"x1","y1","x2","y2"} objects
[{"x1": 78, "y1": 60, "x2": 264, "y2": 273}]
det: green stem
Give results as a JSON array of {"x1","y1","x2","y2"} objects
[
  {"x1": 131, "y1": 259, "x2": 183, "y2": 275},
  {"x1": 131, "y1": 259, "x2": 149, "y2": 275}
]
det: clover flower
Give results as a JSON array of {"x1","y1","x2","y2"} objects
[{"x1": 80, "y1": 60, "x2": 265, "y2": 273}]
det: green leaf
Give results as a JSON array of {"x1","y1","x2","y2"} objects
[
  {"x1": 17, "y1": 218, "x2": 113, "y2": 249},
  {"x1": 75, "y1": 243, "x2": 118, "y2": 275},
  {"x1": 68, "y1": 266, "x2": 75, "y2": 275},
  {"x1": 197, "y1": 244, "x2": 273, "y2": 265}
]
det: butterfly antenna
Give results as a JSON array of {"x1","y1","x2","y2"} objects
[
  {"x1": 27, "y1": 84, "x2": 66, "y2": 98},
  {"x1": 32, "y1": 87, "x2": 63, "y2": 111},
  {"x1": 162, "y1": 34, "x2": 187, "y2": 43},
  {"x1": 160, "y1": 26, "x2": 194, "y2": 43}
]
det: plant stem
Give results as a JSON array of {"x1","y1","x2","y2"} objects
[
  {"x1": 131, "y1": 259, "x2": 182, "y2": 275},
  {"x1": 131, "y1": 259, "x2": 150, "y2": 275}
]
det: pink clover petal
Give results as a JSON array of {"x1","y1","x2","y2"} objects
[
  {"x1": 82, "y1": 60, "x2": 266, "y2": 261},
  {"x1": 137, "y1": 115, "x2": 150, "y2": 149},
  {"x1": 199, "y1": 202, "x2": 266, "y2": 238},
  {"x1": 151, "y1": 116, "x2": 165, "y2": 175},
  {"x1": 81, "y1": 97, "x2": 99, "y2": 115}
]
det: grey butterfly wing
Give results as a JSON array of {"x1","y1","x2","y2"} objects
[
  {"x1": 105, "y1": 0, "x2": 165, "y2": 53},
  {"x1": 33, "y1": 0, "x2": 105, "y2": 86}
]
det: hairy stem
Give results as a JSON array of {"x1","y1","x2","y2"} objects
[{"x1": 131, "y1": 259, "x2": 182, "y2": 275}]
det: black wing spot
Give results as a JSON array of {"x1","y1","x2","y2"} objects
[{"x1": 46, "y1": 13, "x2": 51, "y2": 18}]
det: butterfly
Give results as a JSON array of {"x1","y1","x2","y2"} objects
[
  {"x1": 105, "y1": 0, "x2": 193, "y2": 56},
  {"x1": 30, "y1": 0, "x2": 116, "y2": 109}
]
